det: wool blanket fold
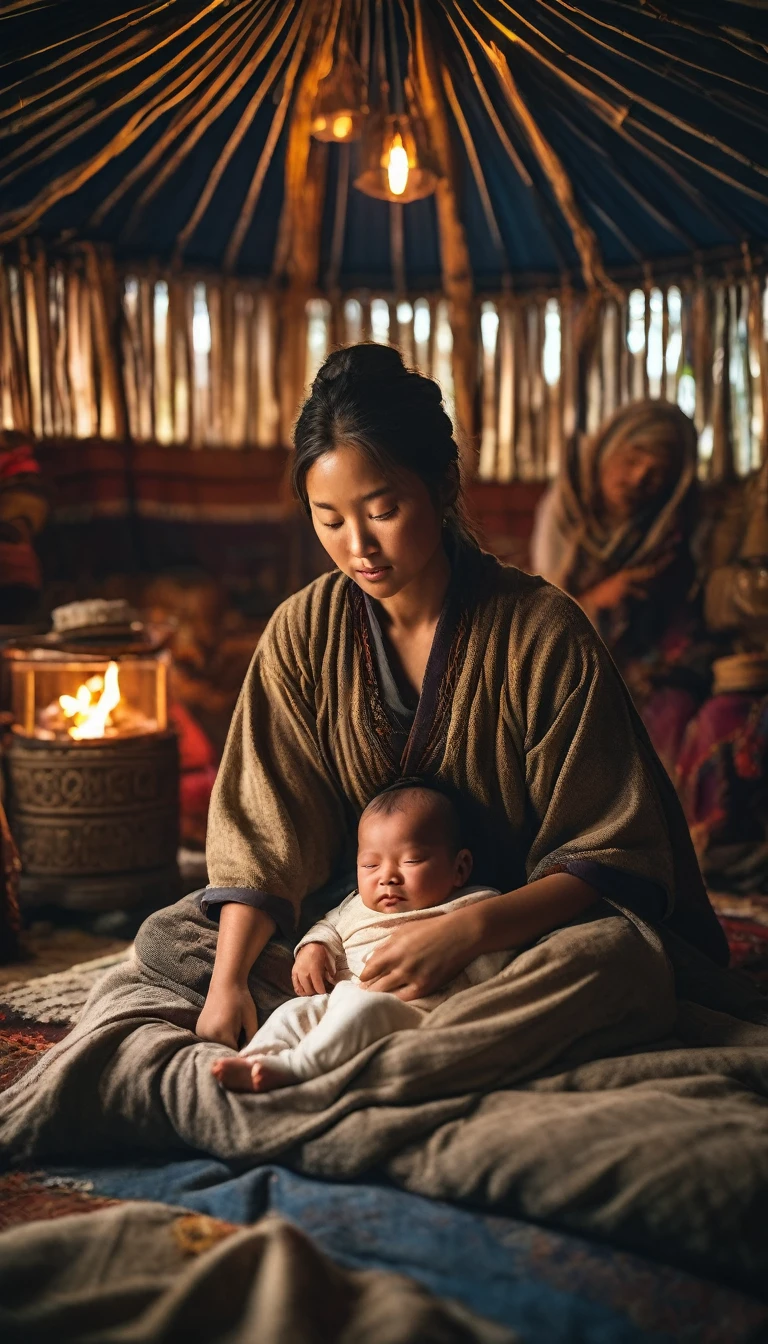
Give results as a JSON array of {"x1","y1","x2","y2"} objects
[
  {"x1": 2, "y1": 894, "x2": 767, "y2": 1293},
  {"x1": 0, "y1": 1203, "x2": 516, "y2": 1344}
]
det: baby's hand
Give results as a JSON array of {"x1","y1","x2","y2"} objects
[{"x1": 292, "y1": 942, "x2": 337, "y2": 996}]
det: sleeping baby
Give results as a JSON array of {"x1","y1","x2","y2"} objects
[{"x1": 211, "y1": 780, "x2": 508, "y2": 1093}]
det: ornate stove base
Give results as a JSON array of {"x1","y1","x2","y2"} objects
[
  {"x1": 18, "y1": 865, "x2": 181, "y2": 913},
  {"x1": 6, "y1": 732, "x2": 180, "y2": 913}
]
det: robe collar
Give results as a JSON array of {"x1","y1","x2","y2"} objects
[{"x1": 348, "y1": 540, "x2": 487, "y2": 778}]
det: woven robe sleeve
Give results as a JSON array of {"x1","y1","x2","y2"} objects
[
  {"x1": 201, "y1": 594, "x2": 348, "y2": 938},
  {"x1": 511, "y1": 583, "x2": 728, "y2": 962}
]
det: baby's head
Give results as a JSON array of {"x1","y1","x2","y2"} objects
[{"x1": 357, "y1": 781, "x2": 473, "y2": 913}]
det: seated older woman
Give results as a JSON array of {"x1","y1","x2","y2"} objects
[{"x1": 531, "y1": 401, "x2": 707, "y2": 775}]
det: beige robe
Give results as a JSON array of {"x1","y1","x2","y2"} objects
[{"x1": 205, "y1": 549, "x2": 727, "y2": 965}]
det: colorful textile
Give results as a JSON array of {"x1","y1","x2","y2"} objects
[
  {"x1": 170, "y1": 702, "x2": 219, "y2": 848},
  {"x1": 9, "y1": 1162, "x2": 768, "y2": 1344},
  {"x1": 0, "y1": 800, "x2": 21, "y2": 964},
  {"x1": 677, "y1": 693, "x2": 768, "y2": 891},
  {"x1": 0, "y1": 442, "x2": 41, "y2": 484},
  {"x1": 641, "y1": 687, "x2": 700, "y2": 783}
]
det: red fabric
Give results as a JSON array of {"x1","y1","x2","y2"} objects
[
  {"x1": 169, "y1": 702, "x2": 218, "y2": 846},
  {"x1": 677, "y1": 693, "x2": 768, "y2": 850},
  {"x1": 641, "y1": 687, "x2": 699, "y2": 781},
  {"x1": 0, "y1": 445, "x2": 40, "y2": 482},
  {"x1": 0, "y1": 539, "x2": 41, "y2": 590}
]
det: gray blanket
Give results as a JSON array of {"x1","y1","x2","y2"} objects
[
  {"x1": 2, "y1": 895, "x2": 768, "y2": 1294},
  {"x1": 0, "y1": 1202, "x2": 515, "y2": 1343}
]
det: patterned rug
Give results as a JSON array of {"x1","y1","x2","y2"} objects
[
  {"x1": 708, "y1": 892, "x2": 768, "y2": 991},
  {"x1": 1, "y1": 905, "x2": 768, "y2": 1341}
]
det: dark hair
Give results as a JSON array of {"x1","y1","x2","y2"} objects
[
  {"x1": 360, "y1": 777, "x2": 470, "y2": 854},
  {"x1": 292, "y1": 343, "x2": 478, "y2": 548}
]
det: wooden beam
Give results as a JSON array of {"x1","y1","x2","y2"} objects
[
  {"x1": 486, "y1": 40, "x2": 620, "y2": 297},
  {"x1": 273, "y1": 0, "x2": 339, "y2": 444},
  {"x1": 412, "y1": 0, "x2": 477, "y2": 451}
]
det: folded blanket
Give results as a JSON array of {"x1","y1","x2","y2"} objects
[
  {"x1": 0, "y1": 1202, "x2": 514, "y2": 1343},
  {"x1": 2, "y1": 894, "x2": 768, "y2": 1294}
]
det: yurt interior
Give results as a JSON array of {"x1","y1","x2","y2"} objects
[{"x1": 2, "y1": 3, "x2": 768, "y2": 1339}]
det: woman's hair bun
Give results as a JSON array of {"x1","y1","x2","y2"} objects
[
  {"x1": 293, "y1": 340, "x2": 479, "y2": 550},
  {"x1": 313, "y1": 343, "x2": 407, "y2": 387}
]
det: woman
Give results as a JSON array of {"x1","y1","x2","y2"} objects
[
  {"x1": 195, "y1": 346, "x2": 725, "y2": 1054},
  {"x1": 530, "y1": 401, "x2": 706, "y2": 776}
]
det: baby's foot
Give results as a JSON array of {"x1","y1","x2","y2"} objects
[
  {"x1": 211, "y1": 1057, "x2": 256, "y2": 1092},
  {"x1": 211, "y1": 1056, "x2": 294, "y2": 1093},
  {"x1": 249, "y1": 1061, "x2": 292, "y2": 1092}
]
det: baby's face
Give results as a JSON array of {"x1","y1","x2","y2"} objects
[{"x1": 357, "y1": 799, "x2": 472, "y2": 913}]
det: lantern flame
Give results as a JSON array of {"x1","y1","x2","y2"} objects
[
  {"x1": 332, "y1": 113, "x2": 354, "y2": 140},
  {"x1": 387, "y1": 132, "x2": 409, "y2": 196},
  {"x1": 59, "y1": 661, "x2": 122, "y2": 740}
]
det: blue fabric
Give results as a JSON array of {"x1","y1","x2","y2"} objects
[{"x1": 42, "y1": 1159, "x2": 766, "y2": 1342}]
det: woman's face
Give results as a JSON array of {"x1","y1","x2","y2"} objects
[
  {"x1": 598, "y1": 431, "x2": 677, "y2": 522},
  {"x1": 305, "y1": 443, "x2": 445, "y2": 599}
]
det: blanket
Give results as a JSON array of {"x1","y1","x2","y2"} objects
[
  {"x1": 0, "y1": 1202, "x2": 514, "y2": 1343},
  {"x1": 2, "y1": 895, "x2": 767, "y2": 1295}
]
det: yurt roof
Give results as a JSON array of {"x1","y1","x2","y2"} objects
[{"x1": 2, "y1": 1, "x2": 768, "y2": 292}]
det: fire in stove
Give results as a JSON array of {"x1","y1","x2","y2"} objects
[
  {"x1": 3, "y1": 640, "x2": 178, "y2": 911},
  {"x1": 4, "y1": 648, "x2": 168, "y2": 741},
  {"x1": 36, "y1": 661, "x2": 156, "y2": 740},
  {"x1": 35, "y1": 662, "x2": 160, "y2": 741}
]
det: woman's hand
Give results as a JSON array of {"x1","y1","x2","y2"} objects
[
  {"x1": 195, "y1": 978, "x2": 258, "y2": 1050},
  {"x1": 581, "y1": 566, "x2": 656, "y2": 615},
  {"x1": 581, "y1": 552, "x2": 676, "y2": 618},
  {"x1": 359, "y1": 910, "x2": 480, "y2": 1001},
  {"x1": 292, "y1": 943, "x2": 337, "y2": 996},
  {"x1": 359, "y1": 876, "x2": 600, "y2": 1000},
  {"x1": 195, "y1": 902, "x2": 276, "y2": 1048}
]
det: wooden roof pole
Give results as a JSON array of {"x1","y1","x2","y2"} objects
[
  {"x1": 411, "y1": 0, "x2": 477, "y2": 456},
  {"x1": 224, "y1": 3, "x2": 315, "y2": 272},
  {"x1": 481, "y1": 38, "x2": 620, "y2": 432},
  {"x1": 273, "y1": 0, "x2": 340, "y2": 446},
  {"x1": 486, "y1": 41, "x2": 617, "y2": 298}
]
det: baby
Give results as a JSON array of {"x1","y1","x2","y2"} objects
[{"x1": 212, "y1": 781, "x2": 507, "y2": 1094}]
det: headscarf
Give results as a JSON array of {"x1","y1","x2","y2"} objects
[{"x1": 536, "y1": 401, "x2": 698, "y2": 596}]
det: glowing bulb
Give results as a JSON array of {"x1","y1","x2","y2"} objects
[
  {"x1": 332, "y1": 114, "x2": 353, "y2": 139},
  {"x1": 387, "y1": 133, "x2": 409, "y2": 197},
  {"x1": 312, "y1": 115, "x2": 327, "y2": 134}
]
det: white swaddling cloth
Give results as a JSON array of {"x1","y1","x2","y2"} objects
[{"x1": 239, "y1": 884, "x2": 508, "y2": 1083}]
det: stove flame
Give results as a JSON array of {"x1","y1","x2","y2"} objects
[{"x1": 59, "y1": 661, "x2": 122, "y2": 740}]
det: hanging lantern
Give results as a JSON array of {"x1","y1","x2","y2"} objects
[
  {"x1": 354, "y1": 110, "x2": 439, "y2": 203},
  {"x1": 310, "y1": 41, "x2": 366, "y2": 143}
]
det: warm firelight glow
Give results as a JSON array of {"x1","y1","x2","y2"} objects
[
  {"x1": 387, "y1": 132, "x2": 409, "y2": 196},
  {"x1": 312, "y1": 112, "x2": 355, "y2": 141},
  {"x1": 332, "y1": 113, "x2": 353, "y2": 139},
  {"x1": 59, "y1": 661, "x2": 122, "y2": 740}
]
